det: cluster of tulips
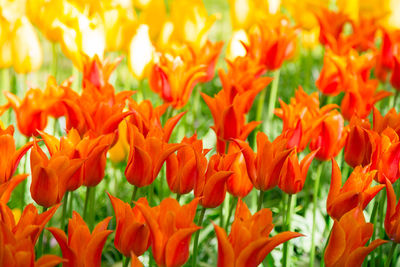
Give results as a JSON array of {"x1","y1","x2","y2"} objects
[{"x1": 1, "y1": 0, "x2": 400, "y2": 266}]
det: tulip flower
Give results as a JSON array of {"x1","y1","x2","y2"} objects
[
  {"x1": 309, "y1": 110, "x2": 346, "y2": 161},
  {"x1": 275, "y1": 86, "x2": 338, "y2": 151},
  {"x1": 109, "y1": 120, "x2": 130, "y2": 164},
  {"x1": 234, "y1": 132, "x2": 292, "y2": 191},
  {"x1": 193, "y1": 150, "x2": 235, "y2": 208},
  {"x1": 374, "y1": 29, "x2": 400, "y2": 82},
  {"x1": 373, "y1": 107, "x2": 400, "y2": 137},
  {"x1": 0, "y1": 222, "x2": 63, "y2": 267},
  {"x1": 0, "y1": 174, "x2": 27, "y2": 203},
  {"x1": 340, "y1": 77, "x2": 391, "y2": 121},
  {"x1": 344, "y1": 117, "x2": 378, "y2": 167},
  {"x1": 11, "y1": 16, "x2": 43, "y2": 73},
  {"x1": 228, "y1": 0, "x2": 271, "y2": 30},
  {"x1": 324, "y1": 207, "x2": 387, "y2": 267},
  {"x1": 373, "y1": 128, "x2": 400, "y2": 184},
  {"x1": 166, "y1": 134, "x2": 208, "y2": 195},
  {"x1": 314, "y1": 7, "x2": 349, "y2": 49},
  {"x1": 278, "y1": 149, "x2": 318, "y2": 195},
  {"x1": 316, "y1": 50, "x2": 347, "y2": 96},
  {"x1": 201, "y1": 85, "x2": 261, "y2": 153},
  {"x1": 384, "y1": 179, "x2": 400, "y2": 243},
  {"x1": 149, "y1": 52, "x2": 207, "y2": 109},
  {"x1": 390, "y1": 51, "x2": 400, "y2": 90},
  {"x1": 125, "y1": 123, "x2": 185, "y2": 188},
  {"x1": 128, "y1": 24, "x2": 154, "y2": 80},
  {"x1": 0, "y1": 21, "x2": 12, "y2": 68},
  {"x1": 48, "y1": 212, "x2": 112, "y2": 267},
  {"x1": 127, "y1": 99, "x2": 184, "y2": 142},
  {"x1": 247, "y1": 17, "x2": 298, "y2": 71},
  {"x1": 0, "y1": 125, "x2": 32, "y2": 183},
  {"x1": 327, "y1": 159, "x2": 384, "y2": 220},
  {"x1": 226, "y1": 145, "x2": 253, "y2": 198},
  {"x1": 30, "y1": 138, "x2": 84, "y2": 207},
  {"x1": 213, "y1": 198, "x2": 302, "y2": 267},
  {"x1": 108, "y1": 193, "x2": 150, "y2": 257},
  {"x1": 135, "y1": 197, "x2": 201, "y2": 267}
]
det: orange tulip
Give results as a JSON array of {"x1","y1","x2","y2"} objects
[
  {"x1": 275, "y1": 86, "x2": 338, "y2": 151},
  {"x1": 375, "y1": 29, "x2": 400, "y2": 82},
  {"x1": 373, "y1": 107, "x2": 400, "y2": 137},
  {"x1": 226, "y1": 145, "x2": 253, "y2": 198},
  {"x1": 373, "y1": 128, "x2": 400, "y2": 184},
  {"x1": 0, "y1": 222, "x2": 63, "y2": 267},
  {"x1": 234, "y1": 132, "x2": 292, "y2": 191},
  {"x1": 213, "y1": 198, "x2": 302, "y2": 267},
  {"x1": 0, "y1": 125, "x2": 32, "y2": 184},
  {"x1": 247, "y1": 17, "x2": 298, "y2": 71},
  {"x1": 309, "y1": 110, "x2": 346, "y2": 161},
  {"x1": 316, "y1": 50, "x2": 346, "y2": 96},
  {"x1": 197, "y1": 40, "x2": 224, "y2": 82},
  {"x1": 149, "y1": 52, "x2": 207, "y2": 109},
  {"x1": 278, "y1": 149, "x2": 318, "y2": 194},
  {"x1": 340, "y1": 77, "x2": 391, "y2": 121},
  {"x1": 127, "y1": 99, "x2": 185, "y2": 142},
  {"x1": 344, "y1": 117, "x2": 378, "y2": 168},
  {"x1": 391, "y1": 50, "x2": 400, "y2": 90},
  {"x1": 30, "y1": 139, "x2": 84, "y2": 207},
  {"x1": 194, "y1": 150, "x2": 236, "y2": 208},
  {"x1": 314, "y1": 7, "x2": 349, "y2": 49},
  {"x1": 327, "y1": 158, "x2": 384, "y2": 220},
  {"x1": 166, "y1": 134, "x2": 208, "y2": 195},
  {"x1": 201, "y1": 85, "x2": 261, "y2": 153},
  {"x1": 125, "y1": 123, "x2": 185, "y2": 188},
  {"x1": 135, "y1": 197, "x2": 201, "y2": 267},
  {"x1": 108, "y1": 193, "x2": 150, "y2": 257},
  {"x1": 324, "y1": 207, "x2": 387, "y2": 267},
  {"x1": 47, "y1": 211, "x2": 112, "y2": 267},
  {"x1": 3, "y1": 88, "x2": 55, "y2": 137},
  {"x1": 0, "y1": 202, "x2": 59, "y2": 245},
  {"x1": 385, "y1": 179, "x2": 400, "y2": 243}
]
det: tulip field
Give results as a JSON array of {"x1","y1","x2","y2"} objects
[{"x1": 2, "y1": 0, "x2": 400, "y2": 266}]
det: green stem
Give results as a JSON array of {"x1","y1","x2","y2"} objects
[
  {"x1": 83, "y1": 186, "x2": 92, "y2": 221},
  {"x1": 385, "y1": 242, "x2": 398, "y2": 267},
  {"x1": 72, "y1": 66, "x2": 80, "y2": 92},
  {"x1": 219, "y1": 204, "x2": 224, "y2": 226},
  {"x1": 370, "y1": 191, "x2": 382, "y2": 267},
  {"x1": 20, "y1": 136, "x2": 30, "y2": 209},
  {"x1": 283, "y1": 194, "x2": 295, "y2": 267},
  {"x1": 122, "y1": 255, "x2": 130, "y2": 267},
  {"x1": 393, "y1": 90, "x2": 400, "y2": 109},
  {"x1": 257, "y1": 190, "x2": 264, "y2": 211},
  {"x1": 89, "y1": 186, "x2": 96, "y2": 230},
  {"x1": 310, "y1": 162, "x2": 324, "y2": 267},
  {"x1": 267, "y1": 69, "x2": 281, "y2": 124},
  {"x1": 61, "y1": 191, "x2": 69, "y2": 231},
  {"x1": 37, "y1": 206, "x2": 48, "y2": 257},
  {"x1": 176, "y1": 193, "x2": 181, "y2": 203},
  {"x1": 131, "y1": 185, "x2": 138, "y2": 204},
  {"x1": 68, "y1": 191, "x2": 74, "y2": 219},
  {"x1": 224, "y1": 196, "x2": 237, "y2": 230},
  {"x1": 192, "y1": 207, "x2": 206, "y2": 267}
]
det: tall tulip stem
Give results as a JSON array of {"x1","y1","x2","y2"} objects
[
  {"x1": 131, "y1": 185, "x2": 138, "y2": 204},
  {"x1": 310, "y1": 162, "x2": 324, "y2": 267},
  {"x1": 122, "y1": 256, "x2": 130, "y2": 267},
  {"x1": 267, "y1": 69, "x2": 281, "y2": 125},
  {"x1": 385, "y1": 242, "x2": 398, "y2": 267},
  {"x1": 257, "y1": 190, "x2": 265, "y2": 211},
  {"x1": 61, "y1": 191, "x2": 69, "y2": 231},
  {"x1": 20, "y1": 136, "x2": 30, "y2": 209},
  {"x1": 283, "y1": 194, "x2": 295, "y2": 267},
  {"x1": 370, "y1": 191, "x2": 383, "y2": 267},
  {"x1": 37, "y1": 206, "x2": 48, "y2": 257},
  {"x1": 192, "y1": 207, "x2": 206, "y2": 267},
  {"x1": 224, "y1": 196, "x2": 237, "y2": 230}
]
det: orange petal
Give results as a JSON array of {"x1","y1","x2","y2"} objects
[{"x1": 213, "y1": 222, "x2": 235, "y2": 267}]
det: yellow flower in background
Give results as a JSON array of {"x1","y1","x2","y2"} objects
[
  {"x1": 0, "y1": 20, "x2": 12, "y2": 68},
  {"x1": 229, "y1": 0, "x2": 268, "y2": 30},
  {"x1": 128, "y1": 24, "x2": 154, "y2": 80},
  {"x1": 383, "y1": 0, "x2": 400, "y2": 29},
  {"x1": 139, "y1": 0, "x2": 167, "y2": 40},
  {"x1": 103, "y1": 6, "x2": 137, "y2": 52},
  {"x1": 283, "y1": 0, "x2": 329, "y2": 30},
  {"x1": 109, "y1": 120, "x2": 130, "y2": 164},
  {"x1": 169, "y1": 0, "x2": 218, "y2": 52},
  {"x1": 226, "y1": 29, "x2": 249, "y2": 61},
  {"x1": 337, "y1": 0, "x2": 390, "y2": 23},
  {"x1": 11, "y1": 16, "x2": 43, "y2": 73}
]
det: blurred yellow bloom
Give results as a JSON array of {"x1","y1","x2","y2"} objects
[
  {"x1": 128, "y1": 24, "x2": 154, "y2": 80},
  {"x1": 139, "y1": 0, "x2": 167, "y2": 40},
  {"x1": 11, "y1": 16, "x2": 42, "y2": 73},
  {"x1": 109, "y1": 120, "x2": 129, "y2": 164},
  {"x1": 283, "y1": 0, "x2": 329, "y2": 30},
  {"x1": 300, "y1": 27, "x2": 320, "y2": 49},
  {"x1": 226, "y1": 29, "x2": 249, "y2": 61},
  {"x1": 229, "y1": 0, "x2": 272, "y2": 30},
  {"x1": 337, "y1": 0, "x2": 390, "y2": 22},
  {"x1": 383, "y1": 0, "x2": 400, "y2": 29},
  {"x1": 0, "y1": 21, "x2": 12, "y2": 68},
  {"x1": 169, "y1": 0, "x2": 218, "y2": 51}
]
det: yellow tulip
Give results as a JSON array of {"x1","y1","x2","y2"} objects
[
  {"x1": 109, "y1": 120, "x2": 130, "y2": 164},
  {"x1": 283, "y1": 0, "x2": 329, "y2": 30},
  {"x1": 11, "y1": 16, "x2": 42, "y2": 73},
  {"x1": 139, "y1": 0, "x2": 167, "y2": 40},
  {"x1": 0, "y1": 21, "x2": 12, "y2": 68},
  {"x1": 128, "y1": 24, "x2": 154, "y2": 80},
  {"x1": 79, "y1": 15, "x2": 105, "y2": 60},
  {"x1": 169, "y1": 0, "x2": 218, "y2": 51},
  {"x1": 383, "y1": 0, "x2": 400, "y2": 29},
  {"x1": 226, "y1": 29, "x2": 249, "y2": 61},
  {"x1": 337, "y1": 0, "x2": 390, "y2": 22}
]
